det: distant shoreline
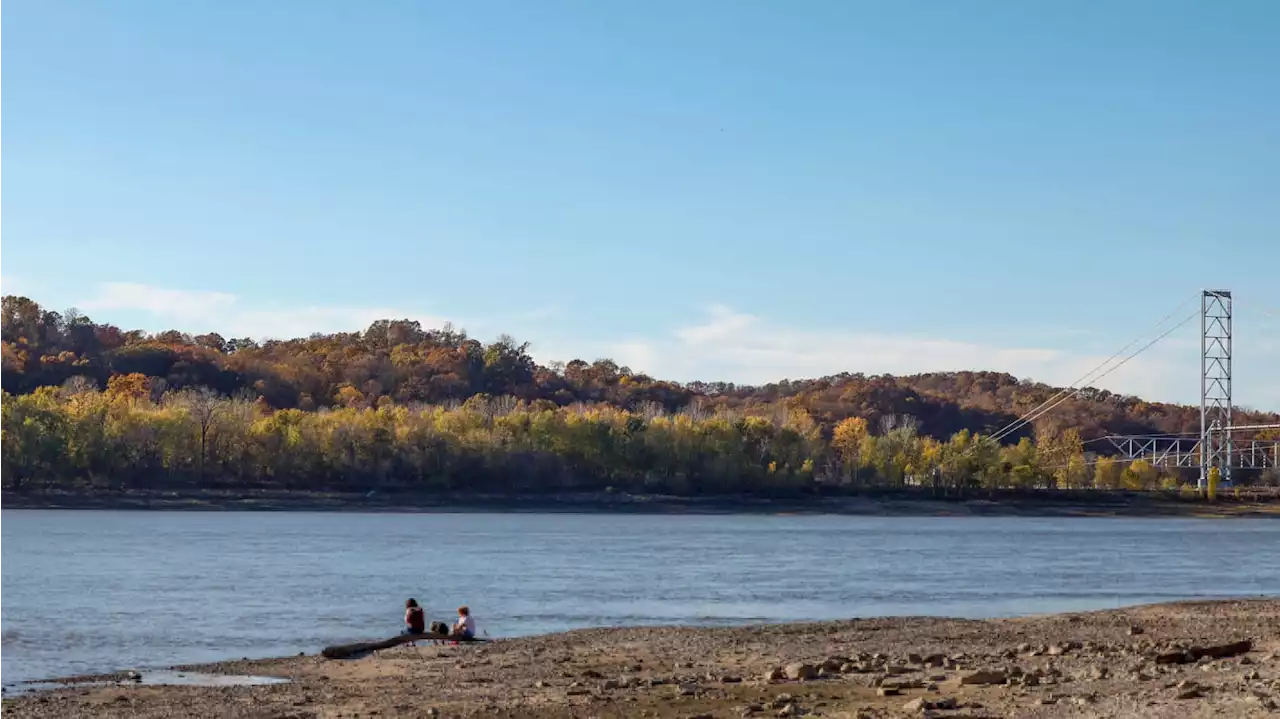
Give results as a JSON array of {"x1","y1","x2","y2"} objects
[{"x1": 5, "y1": 489, "x2": 1279, "y2": 518}]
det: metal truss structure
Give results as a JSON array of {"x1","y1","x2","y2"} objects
[
  {"x1": 1105, "y1": 433, "x2": 1280, "y2": 471},
  {"x1": 1103, "y1": 290, "x2": 1280, "y2": 482},
  {"x1": 1200, "y1": 290, "x2": 1233, "y2": 487}
]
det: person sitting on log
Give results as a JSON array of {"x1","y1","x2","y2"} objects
[
  {"x1": 403, "y1": 598, "x2": 426, "y2": 636},
  {"x1": 451, "y1": 605, "x2": 476, "y2": 639}
]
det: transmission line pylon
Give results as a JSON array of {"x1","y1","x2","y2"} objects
[{"x1": 1200, "y1": 290, "x2": 1232, "y2": 489}]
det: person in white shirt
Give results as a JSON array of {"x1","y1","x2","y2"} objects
[{"x1": 452, "y1": 605, "x2": 476, "y2": 639}]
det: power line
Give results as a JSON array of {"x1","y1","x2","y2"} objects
[
  {"x1": 987, "y1": 294, "x2": 1201, "y2": 444},
  {"x1": 994, "y1": 309, "x2": 1198, "y2": 443}
]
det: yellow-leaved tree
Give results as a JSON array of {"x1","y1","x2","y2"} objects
[{"x1": 831, "y1": 416, "x2": 869, "y2": 484}]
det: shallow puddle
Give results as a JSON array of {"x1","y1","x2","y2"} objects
[
  {"x1": 5, "y1": 671, "x2": 289, "y2": 697},
  {"x1": 131, "y1": 670, "x2": 290, "y2": 687}
]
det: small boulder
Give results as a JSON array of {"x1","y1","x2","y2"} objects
[
  {"x1": 903, "y1": 697, "x2": 956, "y2": 713},
  {"x1": 876, "y1": 686, "x2": 901, "y2": 696},
  {"x1": 922, "y1": 653, "x2": 947, "y2": 668},
  {"x1": 784, "y1": 663, "x2": 817, "y2": 681}
]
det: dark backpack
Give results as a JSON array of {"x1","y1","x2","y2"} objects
[{"x1": 429, "y1": 620, "x2": 449, "y2": 635}]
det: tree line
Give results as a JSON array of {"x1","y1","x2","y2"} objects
[
  {"x1": 3, "y1": 294, "x2": 1277, "y2": 496},
  {"x1": 7, "y1": 373, "x2": 1268, "y2": 497}
]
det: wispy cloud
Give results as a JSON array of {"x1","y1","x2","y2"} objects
[
  {"x1": 79, "y1": 282, "x2": 451, "y2": 340},
  {"x1": 65, "y1": 284, "x2": 1279, "y2": 409},
  {"x1": 536, "y1": 303, "x2": 1279, "y2": 409}
]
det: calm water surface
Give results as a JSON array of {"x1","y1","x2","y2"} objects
[{"x1": 3, "y1": 510, "x2": 1279, "y2": 685}]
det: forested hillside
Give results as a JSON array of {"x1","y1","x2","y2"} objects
[{"x1": 4, "y1": 295, "x2": 1277, "y2": 496}]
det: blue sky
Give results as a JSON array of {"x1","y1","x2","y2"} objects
[{"x1": 4, "y1": 1, "x2": 1279, "y2": 408}]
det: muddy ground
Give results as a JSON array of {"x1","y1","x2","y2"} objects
[{"x1": 4, "y1": 599, "x2": 1280, "y2": 718}]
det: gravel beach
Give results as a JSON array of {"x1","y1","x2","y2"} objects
[{"x1": 5, "y1": 599, "x2": 1279, "y2": 718}]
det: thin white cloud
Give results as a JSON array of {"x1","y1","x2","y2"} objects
[
  {"x1": 67, "y1": 284, "x2": 1280, "y2": 409},
  {"x1": 536, "y1": 304, "x2": 1279, "y2": 410},
  {"x1": 79, "y1": 282, "x2": 451, "y2": 340}
]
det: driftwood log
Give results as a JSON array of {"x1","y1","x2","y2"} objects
[
  {"x1": 322, "y1": 633, "x2": 485, "y2": 659},
  {"x1": 1154, "y1": 639, "x2": 1252, "y2": 665}
]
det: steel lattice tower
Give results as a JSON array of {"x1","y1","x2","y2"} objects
[{"x1": 1200, "y1": 290, "x2": 1232, "y2": 488}]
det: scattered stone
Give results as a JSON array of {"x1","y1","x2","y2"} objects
[
  {"x1": 1173, "y1": 679, "x2": 1204, "y2": 700},
  {"x1": 876, "y1": 686, "x2": 901, "y2": 696},
  {"x1": 534, "y1": 680, "x2": 549, "y2": 688},
  {"x1": 601, "y1": 679, "x2": 620, "y2": 690},
  {"x1": 902, "y1": 697, "x2": 927, "y2": 712},
  {"x1": 763, "y1": 668, "x2": 785, "y2": 683},
  {"x1": 721, "y1": 675, "x2": 742, "y2": 684},
  {"x1": 958, "y1": 669, "x2": 1008, "y2": 686},
  {"x1": 676, "y1": 682, "x2": 698, "y2": 696}
]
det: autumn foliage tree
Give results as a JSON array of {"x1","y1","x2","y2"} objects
[{"x1": 1, "y1": 294, "x2": 1272, "y2": 497}]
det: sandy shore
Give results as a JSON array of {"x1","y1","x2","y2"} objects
[{"x1": 5, "y1": 599, "x2": 1280, "y2": 718}]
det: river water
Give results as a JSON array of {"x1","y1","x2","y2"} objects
[{"x1": 3, "y1": 510, "x2": 1279, "y2": 686}]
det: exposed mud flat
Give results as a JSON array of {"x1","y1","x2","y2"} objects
[{"x1": 4, "y1": 599, "x2": 1280, "y2": 718}]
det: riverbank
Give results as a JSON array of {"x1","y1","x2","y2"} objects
[
  {"x1": 4, "y1": 599, "x2": 1280, "y2": 718},
  {"x1": 6, "y1": 489, "x2": 1280, "y2": 518}
]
